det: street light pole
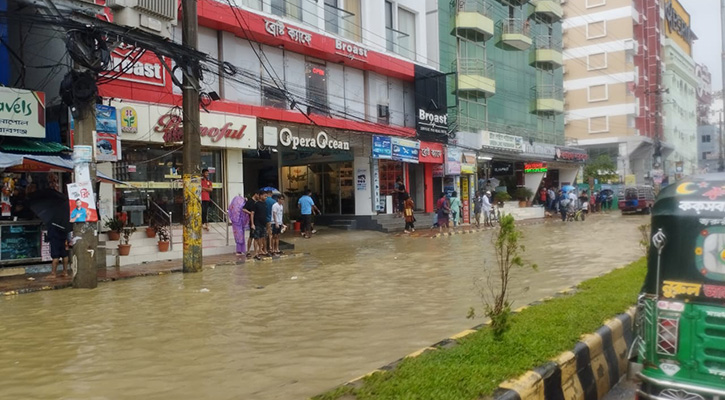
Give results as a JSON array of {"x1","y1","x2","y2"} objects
[{"x1": 181, "y1": 0, "x2": 202, "y2": 272}]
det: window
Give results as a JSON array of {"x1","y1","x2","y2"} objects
[
  {"x1": 397, "y1": 8, "x2": 416, "y2": 60},
  {"x1": 262, "y1": 85, "x2": 288, "y2": 109},
  {"x1": 241, "y1": 0, "x2": 262, "y2": 10},
  {"x1": 587, "y1": 84, "x2": 608, "y2": 102},
  {"x1": 586, "y1": 0, "x2": 606, "y2": 8},
  {"x1": 703, "y1": 152, "x2": 712, "y2": 160},
  {"x1": 588, "y1": 116, "x2": 609, "y2": 133},
  {"x1": 586, "y1": 21, "x2": 607, "y2": 39},
  {"x1": 587, "y1": 52, "x2": 607, "y2": 70},
  {"x1": 703, "y1": 135, "x2": 711, "y2": 143},
  {"x1": 385, "y1": 1, "x2": 394, "y2": 52},
  {"x1": 306, "y1": 61, "x2": 329, "y2": 115},
  {"x1": 627, "y1": 114, "x2": 636, "y2": 128},
  {"x1": 271, "y1": 0, "x2": 302, "y2": 21}
]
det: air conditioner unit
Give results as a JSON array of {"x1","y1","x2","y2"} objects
[
  {"x1": 106, "y1": 0, "x2": 177, "y2": 39},
  {"x1": 377, "y1": 104, "x2": 390, "y2": 118}
]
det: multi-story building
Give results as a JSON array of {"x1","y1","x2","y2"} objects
[
  {"x1": 562, "y1": 0, "x2": 666, "y2": 185},
  {"x1": 697, "y1": 125, "x2": 720, "y2": 173},
  {"x1": 427, "y1": 0, "x2": 582, "y2": 205},
  {"x1": 660, "y1": 0, "x2": 698, "y2": 178}
]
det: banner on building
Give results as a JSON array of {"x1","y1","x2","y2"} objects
[
  {"x1": 372, "y1": 135, "x2": 392, "y2": 159},
  {"x1": 482, "y1": 131, "x2": 523, "y2": 152},
  {"x1": 0, "y1": 87, "x2": 46, "y2": 139},
  {"x1": 445, "y1": 146, "x2": 462, "y2": 175},
  {"x1": 391, "y1": 138, "x2": 420, "y2": 163},
  {"x1": 67, "y1": 181, "x2": 98, "y2": 223},
  {"x1": 461, "y1": 152, "x2": 476, "y2": 174}
]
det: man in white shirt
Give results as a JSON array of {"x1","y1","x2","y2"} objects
[
  {"x1": 271, "y1": 195, "x2": 286, "y2": 255},
  {"x1": 482, "y1": 191, "x2": 493, "y2": 226}
]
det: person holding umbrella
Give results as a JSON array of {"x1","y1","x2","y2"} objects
[
  {"x1": 26, "y1": 189, "x2": 72, "y2": 278},
  {"x1": 48, "y1": 223, "x2": 69, "y2": 278}
]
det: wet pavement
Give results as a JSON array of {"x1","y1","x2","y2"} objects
[{"x1": 0, "y1": 212, "x2": 647, "y2": 400}]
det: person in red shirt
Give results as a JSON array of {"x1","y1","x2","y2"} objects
[{"x1": 201, "y1": 168, "x2": 212, "y2": 231}]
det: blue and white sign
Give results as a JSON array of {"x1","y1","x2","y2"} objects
[
  {"x1": 96, "y1": 104, "x2": 118, "y2": 135},
  {"x1": 372, "y1": 135, "x2": 392, "y2": 159},
  {"x1": 392, "y1": 138, "x2": 420, "y2": 164}
]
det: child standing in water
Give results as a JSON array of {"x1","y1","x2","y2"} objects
[{"x1": 403, "y1": 194, "x2": 415, "y2": 233}]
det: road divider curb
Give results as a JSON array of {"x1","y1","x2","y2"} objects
[
  {"x1": 493, "y1": 307, "x2": 636, "y2": 400},
  {"x1": 428, "y1": 219, "x2": 547, "y2": 239}
]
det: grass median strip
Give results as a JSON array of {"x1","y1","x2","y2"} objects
[{"x1": 314, "y1": 257, "x2": 647, "y2": 400}]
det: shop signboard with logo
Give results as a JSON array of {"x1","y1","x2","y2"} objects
[
  {"x1": 664, "y1": 0, "x2": 695, "y2": 56},
  {"x1": 461, "y1": 176, "x2": 470, "y2": 224},
  {"x1": 418, "y1": 141, "x2": 444, "y2": 164},
  {"x1": 114, "y1": 102, "x2": 257, "y2": 150},
  {"x1": 461, "y1": 152, "x2": 476, "y2": 174},
  {"x1": 482, "y1": 131, "x2": 523, "y2": 152},
  {"x1": 524, "y1": 162, "x2": 548, "y2": 173},
  {"x1": 391, "y1": 138, "x2": 420, "y2": 164},
  {"x1": 120, "y1": 106, "x2": 138, "y2": 134},
  {"x1": 414, "y1": 65, "x2": 448, "y2": 138},
  {"x1": 445, "y1": 146, "x2": 462, "y2": 175},
  {"x1": 0, "y1": 87, "x2": 45, "y2": 139},
  {"x1": 100, "y1": 45, "x2": 167, "y2": 87},
  {"x1": 491, "y1": 161, "x2": 514, "y2": 175},
  {"x1": 372, "y1": 135, "x2": 392, "y2": 159},
  {"x1": 555, "y1": 147, "x2": 588, "y2": 162}
]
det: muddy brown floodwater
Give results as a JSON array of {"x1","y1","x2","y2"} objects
[{"x1": 0, "y1": 213, "x2": 647, "y2": 400}]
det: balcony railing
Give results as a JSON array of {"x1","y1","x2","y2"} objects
[
  {"x1": 534, "y1": 35, "x2": 562, "y2": 51},
  {"x1": 456, "y1": 0, "x2": 492, "y2": 18},
  {"x1": 457, "y1": 58, "x2": 495, "y2": 78},
  {"x1": 502, "y1": 18, "x2": 531, "y2": 37},
  {"x1": 386, "y1": 26, "x2": 413, "y2": 59},
  {"x1": 532, "y1": 84, "x2": 564, "y2": 100},
  {"x1": 324, "y1": 2, "x2": 362, "y2": 42}
]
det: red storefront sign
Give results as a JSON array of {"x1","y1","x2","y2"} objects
[
  {"x1": 419, "y1": 141, "x2": 444, "y2": 164},
  {"x1": 99, "y1": 45, "x2": 167, "y2": 87}
]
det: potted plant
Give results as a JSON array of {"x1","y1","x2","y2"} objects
[
  {"x1": 104, "y1": 217, "x2": 124, "y2": 241},
  {"x1": 145, "y1": 218, "x2": 157, "y2": 238},
  {"x1": 118, "y1": 223, "x2": 136, "y2": 256},
  {"x1": 513, "y1": 187, "x2": 534, "y2": 208},
  {"x1": 494, "y1": 192, "x2": 511, "y2": 208},
  {"x1": 157, "y1": 224, "x2": 171, "y2": 252}
]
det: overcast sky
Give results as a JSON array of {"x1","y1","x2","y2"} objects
[{"x1": 680, "y1": 0, "x2": 721, "y2": 89}]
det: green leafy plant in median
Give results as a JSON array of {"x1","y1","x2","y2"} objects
[
  {"x1": 315, "y1": 258, "x2": 647, "y2": 400},
  {"x1": 469, "y1": 214, "x2": 537, "y2": 339}
]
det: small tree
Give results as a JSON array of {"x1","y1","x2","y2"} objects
[
  {"x1": 584, "y1": 154, "x2": 619, "y2": 184},
  {"x1": 469, "y1": 214, "x2": 537, "y2": 339}
]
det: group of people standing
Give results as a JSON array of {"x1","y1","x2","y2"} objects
[
  {"x1": 430, "y1": 190, "x2": 494, "y2": 233},
  {"x1": 538, "y1": 186, "x2": 599, "y2": 222}
]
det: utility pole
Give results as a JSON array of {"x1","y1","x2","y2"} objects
[
  {"x1": 719, "y1": 111, "x2": 724, "y2": 172},
  {"x1": 72, "y1": 79, "x2": 98, "y2": 289},
  {"x1": 719, "y1": 0, "x2": 725, "y2": 171},
  {"x1": 181, "y1": 0, "x2": 203, "y2": 272}
]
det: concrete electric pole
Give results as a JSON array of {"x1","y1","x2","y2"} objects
[{"x1": 181, "y1": 0, "x2": 203, "y2": 272}]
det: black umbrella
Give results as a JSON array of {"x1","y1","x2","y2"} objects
[{"x1": 26, "y1": 189, "x2": 71, "y2": 232}]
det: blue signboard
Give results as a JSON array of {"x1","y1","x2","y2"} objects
[
  {"x1": 391, "y1": 138, "x2": 420, "y2": 164},
  {"x1": 95, "y1": 104, "x2": 118, "y2": 135},
  {"x1": 372, "y1": 135, "x2": 392, "y2": 159}
]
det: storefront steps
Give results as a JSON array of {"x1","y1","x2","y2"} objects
[
  {"x1": 499, "y1": 205, "x2": 546, "y2": 221},
  {"x1": 370, "y1": 213, "x2": 436, "y2": 233},
  {"x1": 101, "y1": 223, "x2": 237, "y2": 267}
]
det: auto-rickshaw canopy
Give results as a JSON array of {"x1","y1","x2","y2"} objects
[{"x1": 644, "y1": 173, "x2": 725, "y2": 303}]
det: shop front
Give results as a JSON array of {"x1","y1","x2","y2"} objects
[
  {"x1": 372, "y1": 135, "x2": 420, "y2": 214},
  {"x1": 418, "y1": 141, "x2": 445, "y2": 213},
  {"x1": 112, "y1": 101, "x2": 256, "y2": 225},
  {"x1": 443, "y1": 146, "x2": 477, "y2": 222},
  {"x1": 253, "y1": 122, "x2": 372, "y2": 220}
]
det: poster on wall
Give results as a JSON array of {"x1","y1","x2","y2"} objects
[
  {"x1": 391, "y1": 138, "x2": 420, "y2": 163},
  {"x1": 462, "y1": 177, "x2": 470, "y2": 224},
  {"x1": 66, "y1": 181, "x2": 98, "y2": 222},
  {"x1": 373, "y1": 162, "x2": 382, "y2": 211},
  {"x1": 356, "y1": 168, "x2": 368, "y2": 191},
  {"x1": 96, "y1": 104, "x2": 118, "y2": 134},
  {"x1": 96, "y1": 132, "x2": 120, "y2": 162},
  {"x1": 445, "y1": 147, "x2": 462, "y2": 175},
  {"x1": 372, "y1": 135, "x2": 392, "y2": 159}
]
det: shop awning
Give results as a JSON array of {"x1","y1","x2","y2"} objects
[
  {"x1": 0, "y1": 137, "x2": 69, "y2": 153},
  {"x1": 0, "y1": 152, "x2": 125, "y2": 184}
]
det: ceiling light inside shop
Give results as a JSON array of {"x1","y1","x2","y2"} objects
[{"x1": 477, "y1": 156, "x2": 492, "y2": 161}]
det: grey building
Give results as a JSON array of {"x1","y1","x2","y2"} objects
[{"x1": 698, "y1": 125, "x2": 721, "y2": 172}]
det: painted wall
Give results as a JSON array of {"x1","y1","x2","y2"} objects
[{"x1": 354, "y1": 155, "x2": 374, "y2": 215}]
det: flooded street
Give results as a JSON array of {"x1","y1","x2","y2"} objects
[{"x1": 0, "y1": 213, "x2": 647, "y2": 400}]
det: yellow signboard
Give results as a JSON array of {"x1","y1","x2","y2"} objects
[
  {"x1": 625, "y1": 174, "x2": 636, "y2": 186},
  {"x1": 664, "y1": 0, "x2": 695, "y2": 56}
]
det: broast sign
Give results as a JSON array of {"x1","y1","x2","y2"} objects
[{"x1": 279, "y1": 128, "x2": 350, "y2": 151}]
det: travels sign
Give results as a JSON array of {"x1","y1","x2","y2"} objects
[
  {"x1": 664, "y1": 0, "x2": 695, "y2": 55},
  {"x1": 0, "y1": 87, "x2": 45, "y2": 139}
]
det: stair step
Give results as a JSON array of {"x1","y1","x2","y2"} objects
[{"x1": 329, "y1": 224, "x2": 354, "y2": 230}]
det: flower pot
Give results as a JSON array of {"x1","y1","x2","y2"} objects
[
  {"x1": 518, "y1": 200, "x2": 527, "y2": 208},
  {"x1": 108, "y1": 231, "x2": 121, "y2": 241},
  {"x1": 118, "y1": 243, "x2": 132, "y2": 256},
  {"x1": 145, "y1": 227, "x2": 156, "y2": 238},
  {"x1": 157, "y1": 240, "x2": 170, "y2": 252}
]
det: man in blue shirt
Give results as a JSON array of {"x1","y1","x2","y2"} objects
[
  {"x1": 298, "y1": 189, "x2": 319, "y2": 239},
  {"x1": 70, "y1": 199, "x2": 87, "y2": 223}
]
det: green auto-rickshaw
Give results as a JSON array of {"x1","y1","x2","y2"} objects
[{"x1": 632, "y1": 174, "x2": 725, "y2": 400}]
